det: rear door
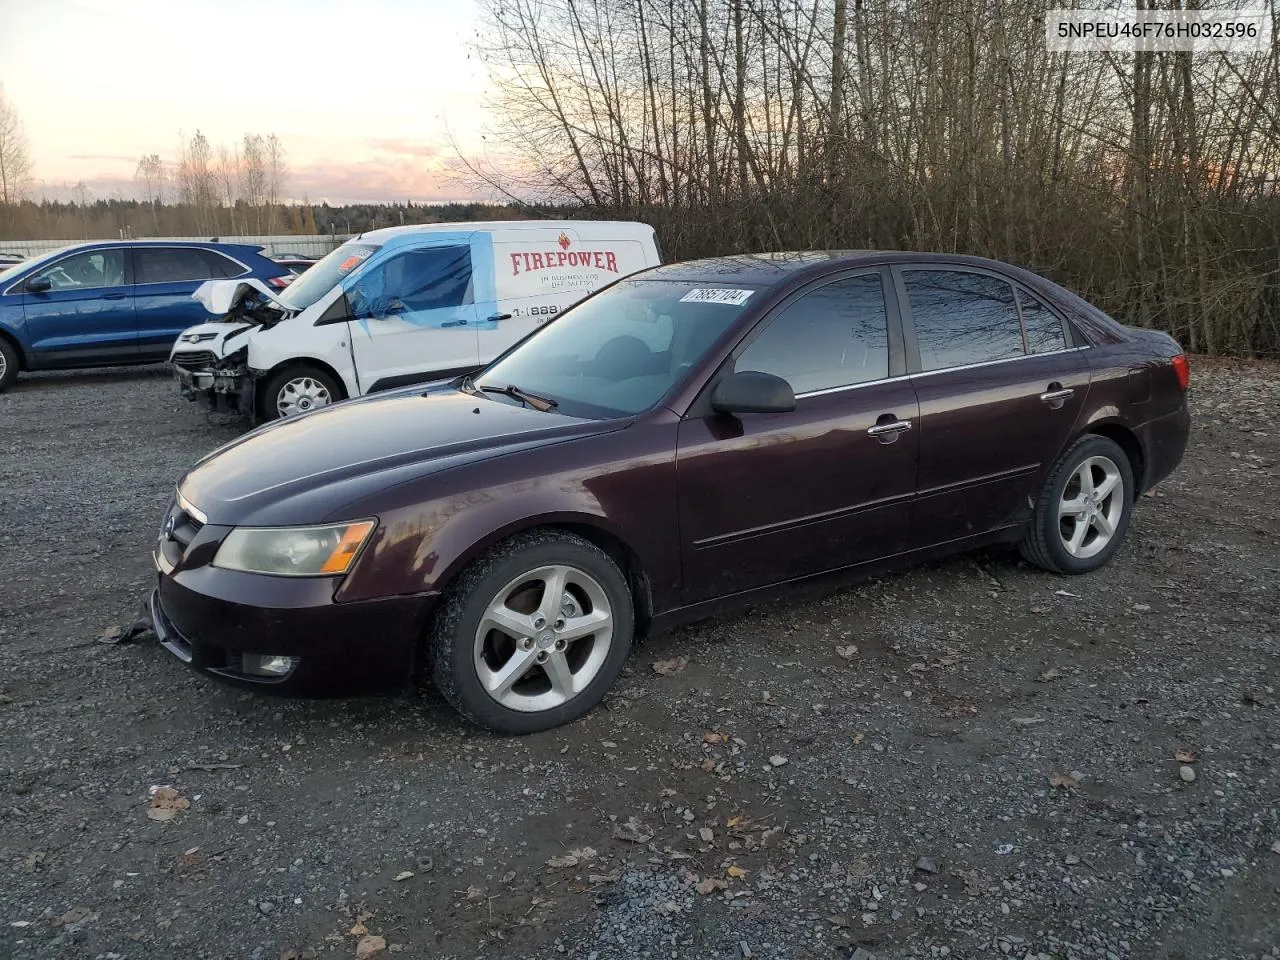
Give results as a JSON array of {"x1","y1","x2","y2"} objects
[
  {"x1": 896, "y1": 266, "x2": 1089, "y2": 546},
  {"x1": 344, "y1": 241, "x2": 480, "y2": 391},
  {"x1": 19, "y1": 247, "x2": 135, "y2": 367},
  {"x1": 482, "y1": 228, "x2": 650, "y2": 360},
  {"x1": 133, "y1": 246, "x2": 246, "y2": 358},
  {"x1": 675, "y1": 269, "x2": 919, "y2": 602}
]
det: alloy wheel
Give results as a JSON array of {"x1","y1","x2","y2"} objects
[
  {"x1": 1057, "y1": 455, "x2": 1125, "y2": 559},
  {"x1": 276, "y1": 377, "x2": 332, "y2": 417},
  {"x1": 472, "y1": 564, "x2": 614, "y2": 713}
]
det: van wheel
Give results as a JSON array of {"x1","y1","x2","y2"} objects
[
  {"x1": 428, "y1": 530, "x2": 634, "y2": 734},
  {"x1": 259, "y1": 365, "x2": 344, "y2": 421},
  {"x1": 0, "y1": 338, "x2": 19, "y2": 392},
  {"x1": 1020, "y1": 434, "x2": 1135, "y2": 574}
]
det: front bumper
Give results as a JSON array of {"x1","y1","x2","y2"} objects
[
  {"x1": 174, "y1": 363, "x2": 255, "y2": 416},
  {"x1": 152, "y1": 563, "x2": 435, "y2": 695}
]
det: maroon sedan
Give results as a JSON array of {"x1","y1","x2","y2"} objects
[{"x1": 152, "y1": 252, "x2": 1190, "y2": 732}]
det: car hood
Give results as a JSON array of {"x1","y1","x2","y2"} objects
[{"x1": 179, "y1": 386, "x2": 624, "y2": 526}]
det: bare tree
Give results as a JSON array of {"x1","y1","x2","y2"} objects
[
  {"x1": 474, "y1": 0, "x2": 1280, "y2": 356},
  {"x1": 240, "y1": 134, "x2": 267, "y2": 233},
  {"x1": 134, "y1": 153, "x2": 167, "y2": 233},
  {"x1": 265, "y1": 134, "x2": 287, "y2": 233},
  {"x1": 0, "y1": 90, "x2": 33, "y2": 206}
]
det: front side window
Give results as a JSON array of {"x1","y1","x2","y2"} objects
[
  {"x1": 347, "y1": 245, "x2": 472, "y2": 319},
  {"x1": 135, "y1": 248, "x2": 221, "y2": 284},
  {"x1": 477, "y1": 279, "x2": 754, "y2": 418},
  {"x1": 1018, "y1": 288, "x2": 1069, "y2": 354},
  {"x1": 904, "y1": 270, "x2": 1025, "y2": 371},
  {"x1": 31, "y1": 249, "x2": 125, "y2": 290},
  {"x1": 737, "y1": 273, "x2": 889, "y2": 393}
]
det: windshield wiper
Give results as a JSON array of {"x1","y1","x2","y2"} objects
[{"x1": 477, "y1": 383, "x2": 558, "y2": 412}]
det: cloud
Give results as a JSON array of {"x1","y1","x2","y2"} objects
[
  {"x1": 68, "y1": 153, "x2": 140, "y2": 164},
  {"x1": 287, "y1": 155, "x2": 494, "y2": 204},
  {"x1": 365, "y1": 138, "x2": 442, "y2": 159}
]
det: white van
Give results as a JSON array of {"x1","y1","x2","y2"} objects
[{"x1": 170, "y1": 220, "x2": 661, "y2": 420}]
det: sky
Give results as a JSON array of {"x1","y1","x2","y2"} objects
[{"x1": 0, "y1": 0, "x2": 497, "y2": 204}]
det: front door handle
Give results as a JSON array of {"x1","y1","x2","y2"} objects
[
  {"x1": 440, "y1": 319, "x2": 468, "y2": 327},
  {"x1": 103, "y1": 292, "x2": 127, "y2": 300},
  {"x1": 867, "y1": 417, "x2": 912, "y2": 443}
]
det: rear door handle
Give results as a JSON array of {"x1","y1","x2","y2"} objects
[
  {"x1": 488, "y1": 313, "x2": 513, "y2": 322},
  {"x1": 867, "y1": 418, "x2": 912, "y2": 443},
  {"x1": 1040, "y1": 387, "x2": 1075, "y2": 407}
]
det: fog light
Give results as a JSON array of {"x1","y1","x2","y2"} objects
[{"x1": 241, "y1": 654, "x2": 298, "y2": 677}]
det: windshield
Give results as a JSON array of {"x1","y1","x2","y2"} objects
[
  {"x1": 275, "y1": 241, "x2": 379, "y2": 311},
  {"x1": 476, "y1": 279, "x2": 758, "y2": 418}
]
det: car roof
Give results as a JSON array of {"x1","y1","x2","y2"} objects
[
  {"x1": 640, "y1": 250, "x2": 1036, "y2": 285},
  {"x1": 356, "y1": 220, "x2": 655, "y2": 243}
]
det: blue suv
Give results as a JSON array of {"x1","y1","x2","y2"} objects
[{"x1": 0, "y1": 240, "x2": 289, "y2": 391}]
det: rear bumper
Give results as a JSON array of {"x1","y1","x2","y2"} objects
[
  {"x1": 174, "y1": 364, "x2": 255, "y2": 416},
  {"x1": 152, "y1": 565, "x2": 436, "y2": 694},
  {"x1": 1135, "y1": 402, "x2": 1191, "y2": 491}
]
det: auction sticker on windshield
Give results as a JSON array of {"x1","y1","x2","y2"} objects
[{"x1": 679, "y1": 288, "x2": 755, "y2": 305}]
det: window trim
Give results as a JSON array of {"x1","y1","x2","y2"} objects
[
  {"x1": 893, "y1": 264, "x2": 1052, "y2": 375},
  {"x1": 729, "y1": 265, "x2": 905, "y2": 391},
  {"x1": 130, "y1": 245, "x2": 251, "y2": 287},
  {"x1": 3, "y1": 246, "x2": 131, "y2": 296}
]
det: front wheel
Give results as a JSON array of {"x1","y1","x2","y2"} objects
[
  {"x1": 428, "y1": 531, "x2": 635, "y2": 733},
  {"x1": 1020, "y1": 434, "x2": 1135, "y2": 574},
  {"x1": 258, "y1": 364, "x2": 344, "y2": 421},
  {"x1": 0, "y1": 338, "x2": 19, "y2": 392}
]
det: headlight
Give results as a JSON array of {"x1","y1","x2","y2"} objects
[{"x1": 213, "y1": 520, "x2": 376, "y2": 577}]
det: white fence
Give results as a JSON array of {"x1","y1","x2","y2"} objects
[{"x1": 6, "y1": 234, "x2": 349, "y2": 259}]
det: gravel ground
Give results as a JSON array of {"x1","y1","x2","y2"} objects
[{"x1": 1, "y1": 359, "x2": 1277, "y2": 960}]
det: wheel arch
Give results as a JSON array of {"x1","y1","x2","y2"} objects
[
  {"x1": 431, "y1": 512, "x2": 656, "y2": 642},
  {"x1": 1082, "y1": 420, "x2": 1146, "y2": 493},
  {"x1": 0, "y1": 328, "x2": 27, "y2": 371},
  {"x1": 259, "y1": 356, "x2": 351, "y2": 410}
]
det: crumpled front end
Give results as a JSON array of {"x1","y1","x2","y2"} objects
[{"x1": 173, "y1": 345, "x2": 255, "y2": 415}]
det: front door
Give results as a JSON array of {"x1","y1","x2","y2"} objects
[
  {"x1": 345, "y1": 242, "x2": 481, "y2": 392},
  {"x1": 20, "y1": 247, "x2": 135, "y2": 368},
  {"x1": 896, "y1": 267, "x2": 1090, "y2": 546},
  {"x1": 675, "y1": 270, "x2": 920, "y2": 603}
]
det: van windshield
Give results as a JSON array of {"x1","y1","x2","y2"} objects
[{"x1": 276, "y1": 242, "x2": 379, "y2": 311}]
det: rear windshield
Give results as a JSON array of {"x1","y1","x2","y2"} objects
[{"x1": 276, "y1": 242, "x2": 379, "y2": 311}]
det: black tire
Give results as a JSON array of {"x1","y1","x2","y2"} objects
[
  {"x1": 428, "y1": 530, "x2": 635, "y2": 734},
  {"x1": 0, "y1": 337, "x2": 19, "y2": 392},
  {"x1": 257, "y1": 364, "x2": 344, "y2": 422},
  {"x1": 1020, "y1": 434, "x2": 1135, "y2": 574}
]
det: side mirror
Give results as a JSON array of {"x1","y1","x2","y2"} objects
[
  {"x1": 711, "y1": 370, "x2": 796, "y2": 415},
  {"x1": 25, "y1": 276, "x2": 52, "y2": 293}
]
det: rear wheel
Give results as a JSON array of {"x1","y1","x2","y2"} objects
[
  {"x1": 0, "y1": 337, "x2": 19, "y2": 392},
  {"x1": 1020, "y1": 434, "x2": 1134, "y2": 574},
  {"x1": 259, "y1": 364, "x2": 343, "y2": 421},
  {"x1": 428, "y1": 530, "x2": 634, "y2": 733}
]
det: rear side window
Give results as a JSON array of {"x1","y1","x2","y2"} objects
[
  {"x1": 903, "y1": 270, "x2": 1025, "y2": 371},
  {"x1": 1018, "y1": 288, "x2": 1069, "y2": 354},
  {"x1": 135, "y1": 248, "x2": 222, "y2": 284},
  {"x1": 738, "y1": 273, "x2": 889, "y2": 393},
  {"x1": 348, "y1": 245, "x2": 473, "y2": 319},
  {"x1": 200, "y1": 249, "x2": 246, "y2": 279}
]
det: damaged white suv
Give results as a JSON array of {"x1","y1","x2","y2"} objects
[{"x1": 170, "y1": 220, "x2": 660, "y2": 421}]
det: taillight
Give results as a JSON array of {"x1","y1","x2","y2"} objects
[
  {"x1": 1171, "y1": 353, "x2": 1190, "y2": 391},
  {"x1": 266, "y1": 275, "x2": 293, "y2": 289}
]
